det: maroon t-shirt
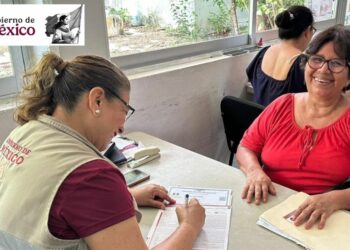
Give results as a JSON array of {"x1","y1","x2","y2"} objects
[{"x1": 48, "y1": 159, "x2": 135, "y2": 239}]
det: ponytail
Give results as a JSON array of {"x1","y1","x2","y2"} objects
[
  {"x1": 15, "y1": 53, "x2": 64, "y2": 125},
  {"x1": 15, "y1": 53, "x2": 130, "y2": 125}
]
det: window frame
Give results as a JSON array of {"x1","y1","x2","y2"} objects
[
  {"x1": 108, "y1": 0, "x2": 346, "y2": 70},
  {"x1": 344, "y1": 0, "x2": 350, "y2": 26},
  {"x1": 0, "y1": 47, "x2": 25, "y2": 98},
  {"x1": 111, "y1": 34, "x2": 249, "y2": 70}
]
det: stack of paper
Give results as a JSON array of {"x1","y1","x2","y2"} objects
[{"x1": 257, "y1": 192, "x2": 350, "y2": 250}]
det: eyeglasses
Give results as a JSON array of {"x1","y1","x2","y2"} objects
[
  {"x1": 311, "y1": 26, "x2": 317, "y2": 34},
  {"x1": 107, "y1": 89, "x2": 135, "y2": 120},
  {"x1": 307, "y1": 54, "x2": 350, "y2": 73}
]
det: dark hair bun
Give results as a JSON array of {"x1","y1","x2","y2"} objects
[
  {"x1": 275, "y1": 5, "x2": 314, "y2": 40},
  {"x1": 275, "y1": 10, "x2": 294, "y2": 29}
]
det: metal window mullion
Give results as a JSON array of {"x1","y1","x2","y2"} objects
[
  {"x1": 9, "y1": 46, "x2": 26, "y2": 93},
  {"x1": 248, "y1": 0, "x2": 257, "y2": 45},
  {"x1": 0, "y1": 46, "x2": 25, "y2": 98},
  {"x1": 335, "y1": 0, "x2": 346, "y2": 24}
]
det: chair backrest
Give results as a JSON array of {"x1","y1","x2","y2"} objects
[{"x1": 221, "y1": 96, "x2": 264, "y2": 166}]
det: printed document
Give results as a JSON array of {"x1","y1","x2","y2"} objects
[
  {"x1": 257, "y1": 192, "x2": 350, "y2": 250},
  {"x1": 168, "y1": 186, "x2": 232, "y2": 206},
  {"x1": 147, "y1": 187, "x2": 232, "y2": 250}
]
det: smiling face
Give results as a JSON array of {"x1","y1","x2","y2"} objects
[
  {"x1": 96, "y1": 91, "x2": 130, "y2": 151},
  {"x1": 305, "y1": 42, "x2": 350, "y2": 100}
]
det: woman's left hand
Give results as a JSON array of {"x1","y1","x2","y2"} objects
[
  {"x1": 130, "y1": 184, "x2": 176, "y2": 209},
  {"x1": 292, "y1": 192, "x2": 340, "y2": 229}
]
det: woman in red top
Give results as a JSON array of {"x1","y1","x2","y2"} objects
[{"x1": 237, "y1": 24, "x2": 350, "y2": 230}]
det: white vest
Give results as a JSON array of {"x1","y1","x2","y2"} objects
[{"x1": 0, "y1": 115, "x2": 138, "y2": 250}]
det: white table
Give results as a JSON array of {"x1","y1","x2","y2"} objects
[{"x1": 125, "y1": 132, "x2": 301, "y2": 250}]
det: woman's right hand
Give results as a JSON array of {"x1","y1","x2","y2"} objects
[
  {"x1": 241, "y1": 169, "x2": 276, "y2": 205},
  {"x1": 175, "y1": 198, "x2": 205, "y2": 235}
]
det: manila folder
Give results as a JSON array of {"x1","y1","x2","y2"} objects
[{"x1": 258, "y1": 192, "x2": 350, "y2": 250}]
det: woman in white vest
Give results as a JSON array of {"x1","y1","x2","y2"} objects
[{"x1": 0, "y1": 53, "x2": 205, "y2": 249}]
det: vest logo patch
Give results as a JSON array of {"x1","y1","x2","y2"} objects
[{"x1": 0, "y1": 138, "x2": 31, "y2": 166}]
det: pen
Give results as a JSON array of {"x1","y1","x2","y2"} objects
[{"x1": 185, "y1": 194, "x2": 189, "y2": 208}]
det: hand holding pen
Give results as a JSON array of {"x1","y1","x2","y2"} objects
[{"x1": 176, "y1": 194, "x2": 206, "y2": 235}]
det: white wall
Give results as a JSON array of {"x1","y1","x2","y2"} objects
[{"x1": 124, "y1": 53, "x2": 255, "y2": 163}]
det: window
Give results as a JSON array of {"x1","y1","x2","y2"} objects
[
  {"x1": 255, "y1": 0, "x2": 305, "y2": 32},
  {"x1": 255, "y1": 0, "x2": 338, "y2": 33},
  {"x1": 306, "y1": 0, "x2": 337, "y2": 22},
  {"x1": 0, "y1": 47, "x2": 14, "y2": 79},
  {"x1": 105, "y1": 0, "x2": 341, "y2": 69},
  {"x1": 345, "y1": 0, "x2": 350, "y2": 25},
  {"x1": 105, "y1": 0, "x2": 249, "y2": 62},
  {"x1": 0, "y1": 46, "x2": 26, "y2": 98}
]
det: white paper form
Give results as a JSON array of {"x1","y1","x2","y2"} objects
[
  {"x1": 147, "y1": 206, "x2": 231, "y2": 250},
  {"x1": 168, "y1": 187, "x2": 232, "y2": 206},
  {"x1": 147, "y1": 187, "x2": 232, "y2": 250}
]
